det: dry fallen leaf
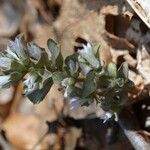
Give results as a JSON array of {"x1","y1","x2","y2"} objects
[{"x1": 2, "y1": 114, "x2": 43, "y2": 150}]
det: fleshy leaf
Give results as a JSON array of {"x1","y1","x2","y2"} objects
[
  {"x1": 79, "y1": 62, "x2": 92, "y2": 75},
  {"x1": 118, "y1": 62, "x2": 128, "y2": 80},
  {"x1": 27, "y1": 42, "x2": 43, "y2": 60},
  {"x1": 0, "y1": 72, "x2": 24, "y2": 88},
  {"x1": 10, "y1": 72, "x2": 24, "y2": 82},
  {"x1": 47, "y1": 39, "x2": 63, "y2": 70},
  {"x1": 92, "y1": 43, "x2": 100, "y2": 57},
  {"x1": 38, "y1": 70, "x2": 52, "y2": 89},
  {"x1": 65, "y1": 54, "x2": 79, "y2": 77},
  {"x1": 47, "y1": 39, "x2": 59, "y2": 62},
  {"x1": 64, "y1": 85, "x2": 81, "y2": 98},
  {"x1": 107, "y1": 63, "x2": 117, "y2": 78},
  {"x1": 35, "y1": 52, "x2": 51, "y2": 70},
  {"x1": 82, "y1": 71, "x2": 97, "y2": 97},
  {"x1": 27, "y1": 78, "x2": 53, "y2": 104},
  {"x1": 80, "y1": 97, "x2": 93, "y2": 106},
  {"x1": 9, "y1": 61, "x2": 25, "y2": 73},
  {"x1": 52, "y1": 71, "x2": 67, "y2": 83},
  {"x1": 78, "y1": 43, "x2": 100, "y2": 69}
]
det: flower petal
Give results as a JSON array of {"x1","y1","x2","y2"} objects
[
  {"x1": 0, "y1": 57, "x2": 11, "y2": 70},
  {"x1": 69, "y1": 97, "x2": 80, "y2": 111},
  {"x1": 78, "y1": 43, "x2": 100, "y2": 68},
  {"x1": 27, "y1": 43, "x2": 42, "y2": 60},
  {"x1": 24, "y1": 74, "x2": 38, "y2": 95},
  {"x1": 0, "y1": 75, "x2": 10, "y2": 88}
]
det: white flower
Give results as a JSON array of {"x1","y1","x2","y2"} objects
[
  {"x1": 24, "y1": 74, "x2": 38, "y2": 95},
  {"x1": 0, "y1": 57, "x2": 11, "y2": 70},
  {"x1": 27, "y1": 43, "x2": 42, "y2": 60},
  {"x1": 100, "y1": 111, "x2": 113, "y2": 123},
  {"x1": 64, "y1": 86, "x2": 69, "y2": 98},
  {"x1": 61, "y1": 78, "x2": 75, "y2": 98},
  {"x1": 61, "y1": 78, "x2": 69, "y2": 87},
  {"x1": 69, "y1": 97, "x2": 80, "y2": 111},
  {"x1": 79, "y1": 63, "x2": 92, "y2": 75},
  {"x1": 6, "y1": 46, "x2": 19, "y2": 60},
  {"x1": 83, "y1": 43, "x2": 92, "y2": 54},
  {"x1": 61, "y1": 78, "x2": 69, "y2": 98},
  {"x1": 78, "y1": 43, "x2": 100, "y2": 69},
  {"x1": 6, "y1": 36, "x2": 27, "y2": 61},
  {"x1": 68, "y1": 59, "x2": 79, "y2": 75},
  {"x1": 0, "y1": 75, "x2": 11, "y2": 88}
]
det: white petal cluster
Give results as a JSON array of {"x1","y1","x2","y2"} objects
[
  {"x1": 0, "y1": 75, "x2": 11, "y2": 88},
  {"x1": 64, "y1": 86, "x2": 69, "y2": 98},
  {"x1": 6, "y1": 46, "x2": 19, "y2": 60},
  {"x1": 27, "y1": 43, "x2": 42, "y2": 60},
  {"x1": 61, "y1": 78, "x2": 69, "y2": 87},
  {"x1": 69, "y1": 97, "x2": 80, "y2": 111},
  {"x1": 78, "y1": 43, "x2": 100, "y2": 69},
  {"x1": 6, "y1": 37, "x2": 27, "y2": 61},
  {"x1": 0, "y1": 57, "x2": 11, "y2": 70},
  {"x1": 24, "y1": 74, "x2": 38, "y2": 95},
  {"x1": 79, "y1": 63, "x2": 92, "y2": 75}
]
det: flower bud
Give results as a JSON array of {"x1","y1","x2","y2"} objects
[
  {"x1": 78, "y1": 43, "x2": 100, "y2": 69},
  {"x1": 69, "y1": 97, "x2": 80, "y2": 111},
  {"x1": 0, "y1": 57, "x2": 11, "y2": 71},
  {"x1": 27, "y1": 43, "x2": 42, "y2": 60},
  {"x1": 24, "y1": 74, "x2": 38, "y2": 95}
]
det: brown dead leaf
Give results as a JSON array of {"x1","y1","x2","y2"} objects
[
  {"x1": 0, "y1": 1, "x2": 25, "y2": 37},
  {"x1": 1, "y1": 114, "x2": 43, "y2": 150}
]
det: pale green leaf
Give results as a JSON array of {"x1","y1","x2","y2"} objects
[
  {"x1": 52, "y1": 71, "x2": 67, "y2": 83},
  {"x1": 118, "y1": 62, "x2": 128, "y2": 79},
  {"x1": 47, "y1": 39, "x2": 63, "y2": 70},
  {"x1": 107, "y1": 63, "x2": 117, "y2": 78}
]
